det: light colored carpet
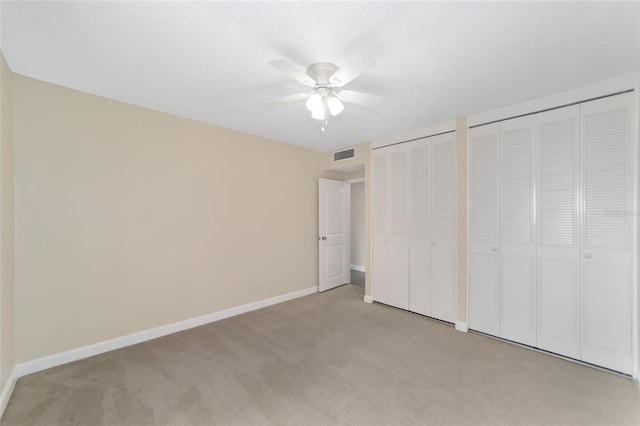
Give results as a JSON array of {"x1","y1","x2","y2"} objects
[{"x1": 3, "y1": 284, "x2": 639, "y2": 425}]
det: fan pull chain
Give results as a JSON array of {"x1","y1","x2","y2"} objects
[{"x1": 321, "y1": 98, "x2": 329, "y2": 131}]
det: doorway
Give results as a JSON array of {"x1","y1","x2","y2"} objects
[{"x1": 349, "y1": 179, "x2": 365, "y2": 287}]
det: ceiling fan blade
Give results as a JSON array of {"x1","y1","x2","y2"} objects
[
  {"x1": 266, "y1": 92, "x2": 310, "y2": 106},
  {"x1": 268, "y1": 59, "x2": 316, "y2": 87},
  {"x1": 337, "y1": 90, "x2": 383, "y2": 107},
  {"x1": 329, "y1": 56, "x2": 376, "y2": 87}
]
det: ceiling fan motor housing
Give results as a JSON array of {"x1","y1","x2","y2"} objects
[{"x1": 306, "y1": 63, "x2": 339, "y2": 86}]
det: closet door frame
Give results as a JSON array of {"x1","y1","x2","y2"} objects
[{"x1": 466, "y1": 87, "x2": 639, "y2": 377}]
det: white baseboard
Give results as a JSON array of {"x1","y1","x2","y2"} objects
[
  {"x1": 0, "y1": 367, "x2": 17, "y2": 419},
  {"x1": 14, "y1": 286, "x2": 317, "y2": 379},
  {"x1": 363, "y1": 295, "x2": 374, "y2": 304},
  {"x1": 455, "y1": 321, "x2": 469, "y2": 332},
  {"x1": 350, "y1": 264, "x2": 365, "y2": 272}
]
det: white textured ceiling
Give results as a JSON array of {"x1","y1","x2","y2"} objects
[{"x1": 2, "y1": 1, "x2": 639, "y2": 152}]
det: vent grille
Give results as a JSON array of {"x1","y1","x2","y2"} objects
[{"x1": 333, "y1": 148, "x2": 355, "y2": 162}]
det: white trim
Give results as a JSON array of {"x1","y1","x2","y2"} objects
[
  {"x1": 14, "y1": 286, "x2": 317, "y2": 379},
  {"x1": 346, "y1": 177, "x2": 365, "y2": 184},
  {"x1": 0, "y1": 368, "x2": 17, "y2": 419},
  {"x1": 350, "y1": 264, "x2": 365, "y2": 272},
  {"x1": 455, "y1": 321, "x2": 469, "y2": 333},
  {"x1": 363, "y1": 295, "x2": 374, "y2": 304},
  {"x1": 468, "y1": 72, "x2": 639, "y2": 128},
  {"x1": 631, "y1": 87, "x2": 639, "y2": 379},
  {"x1": 371, "y1": 119, "x2": 457, "y2": 149}
]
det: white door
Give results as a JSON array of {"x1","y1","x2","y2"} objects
[
  {"x1": 468, "y1": 123, "x2": 501, "y2": 335},
  {"x1": 373, "y1": 151, "x2": 391, "y2": 304},
  {"x1": 319, "y1": 178, "x2": 350, "y2": 292},
  {"x1": 372, "y1": 146, "x2": 410, "y2": 309},
  {"x1": 499, "y1": 116, "x2": 536, "y2": 345},
  {"x1": 409, "y1": 139, "x2": 431, "y2": 316},
  {"x1": 388, "y1": 148, "x2": 410, "y2": 309},
  {"x1": 579, "y1": 93, "x2": 634, "y2": 374},
  {"x1": 536, "y1": 105, "x2": 581, "y2": 359},
  {"x1": 430, "y1": 133, "x2": 457, "y2": 322}
]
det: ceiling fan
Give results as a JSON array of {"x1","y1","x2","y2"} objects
[{"x1": 268, "y1": 56, "x2": 382, "y2": 131}]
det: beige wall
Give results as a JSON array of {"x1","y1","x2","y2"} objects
[
  {"x1": 0, "y1": 51, "x2": 15, "y2": 392},
  {"x1": 319, "y1": 143, "x2": 371, "y2": 295},
  {"x1": 13, "y1": 76, "x2": 324, "y2": 363}
]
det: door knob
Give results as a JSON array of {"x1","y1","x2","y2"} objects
[
  {"x1": 322, "y1": 236, "x2": 327, "y2": 240},
  {"x1": 432, "y1": 242, "x2": 437, "y2": 246},
  {"x1": 583, "y1": 252, "x2": 592, "y2": 259},
  {"x1": 491, "y1": 246, "x2": 498, "y2": 252}
]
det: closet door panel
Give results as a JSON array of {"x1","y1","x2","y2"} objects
[
  {"x1": 580, "y1": 93, "x2": 634, "y2": 374},
  {"x1": 499, "y1": 116, "x2": 536, "y2": 345},
  {"x1": 373, "y1": 244, "x2": 391, "y2": 305},
  {"x1": 389, "y1": 149, "x2": 410, "y2": 310},
  {"x1": 410, "y1": 247, "x2": 429, "y2": 315},
  {"x1": 538, "y1": 258, "x2": 580, "y2": 358},
  {"x1": 430, "y1": 133, "x2": 456, "y2": 322},
  {"x1": 468, "y1": 124, "x2": 500, "y2": 335},
  {"x1": 431, "y1": 248, "x2": 456, "y2": 322},
  {"x1": 536, "y1": 106, "x2": 580, "y2": 359},
  {"x1": 469, "y1": 253, "x2": 499, "y2": 335},
  {"x1": 372, "y1": 152, "x2": 390, "y2": 304},
  {"x1": 409, "y1": 140, "x2": 430, "y2": 315}
]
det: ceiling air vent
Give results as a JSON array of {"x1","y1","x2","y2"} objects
[{"x1": 333, "y1": 148, "x2": 355, "y2": 162}]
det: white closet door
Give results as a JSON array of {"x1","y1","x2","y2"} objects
[
  {"x1": 389, "y1": 147, "x2": 410, "y2": 309},
  {"x1": 536, "y1": 105, "x2": 581, "y2": 359},
  {"x1": 468, "y1": 123, "x2": 500, "y2": 335},
  {"x1": 430, "y1": 133, "x2": 456, "y2": 322},
  {"x1": 580, "y1": 93, "x2": 634, "y2": 374},
  {"x1": 372, "y1": 151, "x2": 391, "y2": 305},
  {"x1": 499, "y1": 116, "x2": 536, "y2": 345},
  {"x1": 409, "y1": 139, "x2": 431, "y2": 316}
]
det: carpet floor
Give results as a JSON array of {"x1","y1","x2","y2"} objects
[{"x1": 3, "y1": 284, "x2": 639, "y2": 425}]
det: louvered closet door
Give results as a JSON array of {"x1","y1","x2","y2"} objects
[
  {"x1": 468, "y1": 123, "x2": 500, "y2": 335},
  {"x1": 388, "y1": 146, "x2": 410, "y2": 309},
  {"x1": 580, "y1": 93, "x2": 634, "y2": 374},
  {"x1": 430, "y1": 133, "x2": 456, "y2": 322},
  {"x1": 499, "y1": 116, "x2": 536, "y2": 345},
  {"x1": 409, "y1": 139, "x2": 431, "y2": 316},
  {"x1": 536, "y1": 105, "x2": 580, "y2": 359},
  {"x1": 372, "y1": 151, "x2": 391, "y2": 305}
]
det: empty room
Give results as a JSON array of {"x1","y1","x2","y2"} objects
[{"x1": 1, "y1": 1, "x2": 639, "y2": 425}]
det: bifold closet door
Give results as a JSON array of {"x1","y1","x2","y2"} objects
[
  {"x1": 468, "y1": 123, "x2": 500, "y2": 335},
  {"x1": 499, "y1": 116, "x2": 536, "y2": 346},
  {"x1": 388, "y1": 148, "x2": 410, "y2": 309},
  {"x1": 430, "y1": 133, "x2": 456, "y2": 322},
  {"x1": 580, "y1": 93, "x2": 634, "y2": 374},
  {"x1": 409, "y1": 140, "x2": 431, "y2": 316},
  {"x1": 373, "y1": 152, "x2": 391, "y2": 305},
  {"x1": 372, "y1": 146, "x2": 410, "y2": 310},
  {"x1": 536, "y1": 105, "x2": 580, "y2": 359}
]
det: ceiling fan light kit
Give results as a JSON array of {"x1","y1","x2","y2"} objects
[{"x1": 268, "y1": 56, "x2": 379, "y2": 132}]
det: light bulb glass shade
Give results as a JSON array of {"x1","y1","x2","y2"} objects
[
  {"x1": 327, "y1": 95, "x2": 344, "y2": 116},
  {"x1": 305, "y1": 92, "x2": 323, "y2": 113},
  {"x1": 311, "y1": 106, "x2": 326, "y2": 120}
]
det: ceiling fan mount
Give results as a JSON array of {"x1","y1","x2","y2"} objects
[
  {"x1": 306, "y1": 62, "x2": 339, "y2": 86},
  {"x1": 268, "y1": 56, "x2": 382, "y2": 131}
]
